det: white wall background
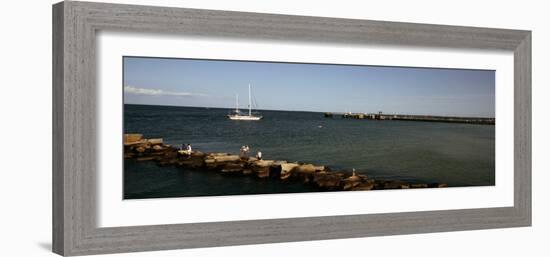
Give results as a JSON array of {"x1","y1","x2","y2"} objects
[{"x1": 0, "y1": 0, "x2": 547, "y2": 256}]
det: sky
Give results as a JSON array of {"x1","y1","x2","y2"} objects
[{"x1": 123, "y1": 56, "x2": 495, "y2": 117}]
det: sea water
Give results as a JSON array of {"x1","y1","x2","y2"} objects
[{"x1": 124, "y1": 104, "x2": 495, "y2": 199}]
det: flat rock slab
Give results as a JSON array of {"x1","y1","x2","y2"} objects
[
  {"x1": 253, "y1": 160, "x2": 274, "y2": 167},
  {"x1": 124, "y1": 133, "x2": 143, "y2": 145},
  {"x1": 212, "y1": 155, "x2": 241, "y2": 163},
  {"x1": 147, "y1": 138, "x2": 163, "y2": 145},
  {"x1": 296, "y1": 164, "x2": 324, "y2": 174}
]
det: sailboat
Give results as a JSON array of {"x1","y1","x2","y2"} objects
[{"x1": 227, "y1": 84, "x2": 263, "y2": 121}]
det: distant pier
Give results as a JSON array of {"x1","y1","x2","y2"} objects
[{"x1": 324, "y1": 111, "x2": 495, "y2": 125}]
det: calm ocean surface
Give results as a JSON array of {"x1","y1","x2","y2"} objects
[{"x1": 124, "y1": 104, "x2": 495, "y2": 199}]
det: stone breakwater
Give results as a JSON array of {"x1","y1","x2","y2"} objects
[{"x1": 124, "y1": 134, "x2": 448, "y2": 191}]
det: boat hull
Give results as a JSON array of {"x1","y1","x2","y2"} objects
[{"x1": 228, "y1": 115, "x2": 262, "y2": 121}]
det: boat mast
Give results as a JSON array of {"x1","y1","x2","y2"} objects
[
  {"x1": 235, "y1": 94, "x2": 239, "y2": 112},
  {"x1": 248, "y1": 83, "x2": 252, "y2": 116}
]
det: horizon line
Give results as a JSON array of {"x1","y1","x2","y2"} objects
[{"x1": 123, "y1": 103, "x2": 496, "y2": 119}]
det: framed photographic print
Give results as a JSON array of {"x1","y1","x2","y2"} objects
[{"x1": 52, "y1": 1, "x2": 531, "y2": 256}]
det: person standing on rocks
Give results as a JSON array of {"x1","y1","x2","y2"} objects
[
  {"x1": 244, "y1": 145, "x2": 250, "y2": 158},
  {"x1": 240, "y1": 145, "x2": 245, "y2": 158},
  {"x1": 256, "y1": 151, "x2": 262, "y2": 160}
]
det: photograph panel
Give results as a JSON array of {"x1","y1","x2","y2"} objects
[{"x1": 122, "y1": 56, "x2": 495, "y2": 199}]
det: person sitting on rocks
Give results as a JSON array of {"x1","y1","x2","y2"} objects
[
  {"x1": 178, "y1": 143, "x2": 186, "y2": 155},
  {"x1": 178, "y1": 143, "x2": 192, "y2": 157}
]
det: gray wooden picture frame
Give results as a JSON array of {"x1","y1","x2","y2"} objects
[{"x1": 52, "y1": 1, "x2": 531, "y2": 256}]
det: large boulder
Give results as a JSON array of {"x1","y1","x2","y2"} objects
[
  {"x1": 178, "y1": 156, "x2": 205, "y2": 168},
  {"x1": 291, "y1": 164, "x2": 323, "y2": 183},
  {"x1": 280, "y1": 163, "x2": 299, "y2": 179},
  {"x1": 163, "y1": 150, "x2": 178, "y2": 158},
  {"x1": 352, "y1": 181, "x2": 375, "y2": 191},
  {"x1": 249, "y1": 160, "x2": 276, "y2": 178},
  {"x1": 343, "y1": 180, "x2": 362, "y2": 190},
  {"x1": 124, "y1": 134, "x2": 143, "y2": 145},
  {"x1": 158, "y1": 151, "x2": 178, "y2": 166},
  {"x1": 203, "y1": 154, "x2": 240, "y2": 170},
  {"x1": 341, "y1": 171, "x2": 365, "y2": 190},
  {"x1": 293, "y1": 164, "x2": 326, "y2": 183},
  {"x1": 313, "y1": 173, "x2": 342, "y2": 190},
  {"x1": 273, "y1": 160, "x2": 288, "y2": 165},
  {"x1": 268, "y1": 164, "x2": 282, "y2": 178},
  {"x1": 298, "y1": 164, "x2": 323, "y2": 173},
  {"x1": 221, "y1": 163, "x2": 244, "y2": 174},
  {"x1": 147, "y1": 138, "x2": 163, "y2": 145},
  {"x1": 253, "y1": 160, "x2": 274, "y2": 167},
  {"x1": 204, "y1": 157, "x2": 221, "y2": 169},
  {"x1": 297, "y1": 164, "x2": 315, "y2": 174},
  {"x1": 253, "y1": 166, "x2": 270, "y2": 178},
  {"x1": 191, "y1": 151, "x2": 206, "y2": 158}
]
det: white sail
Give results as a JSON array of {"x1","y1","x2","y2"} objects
[{"x1": 228, "y1": 84, "x2": 262, "y2": 121}]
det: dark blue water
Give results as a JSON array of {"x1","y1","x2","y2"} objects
[{"x1": 124, "y1": 104, "x2": 495, "y2": 199}]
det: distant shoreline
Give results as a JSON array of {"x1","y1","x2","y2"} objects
[{"x1": 123, "y1": 103, "x2": 496, "y2": 119}]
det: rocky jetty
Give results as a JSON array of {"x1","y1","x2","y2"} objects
[{"x1": 124, "y1": 134, "x2": 448, "y2": 191}]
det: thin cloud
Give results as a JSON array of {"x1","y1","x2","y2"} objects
[{"x1": 124, "y1": 85, "x2": 207, "y2": 97}]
